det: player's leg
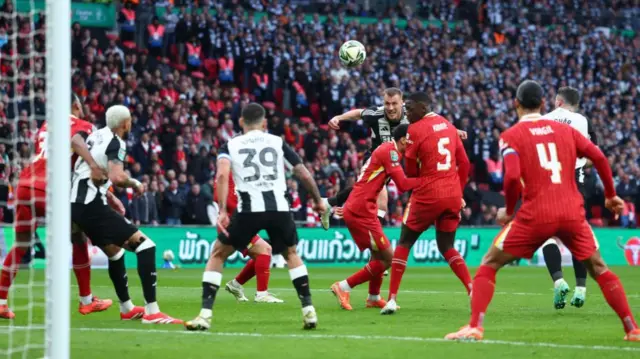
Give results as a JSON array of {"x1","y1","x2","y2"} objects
[
  {"x1": 224, "y1": 232, "x2": 255, "y2": 302},
  {"x1": 560, "y1": 221, "x2": 639, "y2": 340},
  {"x1": 570, "y1": 254, "x2": 588, "y2": 308},
  {"x1": 435, "y1": 201, "x2": 472, "y2": 294},
  {"x1": 101, "y1": 244, "x2": 145, "y2": 320},
  {"x1": 0, "y1": 187, "x2": 42, "y2": 319},
  {"x1": 436, "y1": 229, "x2": 472, "y2": 295},
  {"x1": 541, "y1": 238, "x2": 571, "y2": 309},
  {"x1": 321, "y1": 185, "x2": 354, "y2": 230},
  {"x1": 331, "y1": 211, "x2": 390, "y2": 310},
  {"x1": 71, "y1": 230, "x2": 112, "y2": 315},
  {"x1": 123, "y1": 230, "x2": 181, "y2": 324},
  {"x1": 271, "y1": 212, "x2": 316, "y2": 329},
  {"x1": 381, "y1": 222, "x2": 421, "y2": 315},
  {"x1": 249, "y1": 238, "x2": 282, "y2": 303},
  {"x1": 365, "y1": 248, "x2": 393, "y2": 308},
  {"x1": 185, "y1": 213, "x2": 258, "y2": 330}
]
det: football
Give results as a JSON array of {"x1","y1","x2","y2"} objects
[
  {"x1": 163, "y1": 249, "x2": 175, "y2": 261},
  {"x1": 339, "y1": 40, "x2": 366, "y2": 67}
]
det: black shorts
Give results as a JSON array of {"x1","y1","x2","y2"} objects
[
  {"x1": 219, "y1": 211, "x2": 298, "y2": 254},
  {"x1": 71, "y1": 199, "x2": 138, "y2": 247}
]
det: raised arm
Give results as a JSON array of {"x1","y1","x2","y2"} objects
[
  {"x1": 328, "y1": 108, "x2": 366, "y2": 130},
  {"x1": 455, "y1": 136, "x2": 470, "y2": 192}
]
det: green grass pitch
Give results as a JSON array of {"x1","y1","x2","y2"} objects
[{"x1": 1, "y1": 266, "x2": 639, "y2": 358}]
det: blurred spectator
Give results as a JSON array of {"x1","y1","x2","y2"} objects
[
  {"x1": 163, "y1": 179, "x2": 185, "y2": 225},
  {"x1": 183, "y1": 183, "x2": 210, "y2": 225},
  {"x1": 131, "y1": 182, "x2": 159, "y2": 225}
]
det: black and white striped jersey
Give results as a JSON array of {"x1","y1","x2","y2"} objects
[
  {"x1": 361, "y1": 105, "x2": 409, "y2": 151},
  {"x1": 71, "y1": 127, "x2": 126, "y2": 205},
  {"x1": 544, "y1": 107, "x2": 596, "y2": 183},
  {"x1": 218, "y1": 130, "x2": 302, "y2": 213}
]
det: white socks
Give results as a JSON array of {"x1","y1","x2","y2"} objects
[
  {"x1": 368, "y1": 294, "x2": 381, "y2": 301},
  {"x1": 120, "y1": 300, "x2": 134, "y2": 314},
  {"x1": 338, "y1": 280, "x2": 352, "y2": 292},
  {"x1": 145, "y1": 301, "x2": 160, "y2": 315},
  {"x1": 199, "y1": 308, "x2": 212, "y2": 319},
  {"x1": 0, "y1": 299, "x2": 7, "y2": 305},
  {"x1": 80, "y1": 295, "x2": 93, "y2": 306}
]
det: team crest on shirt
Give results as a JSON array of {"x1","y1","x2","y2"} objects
[
  {"x1": 118, "y1": 147, "x2": 126, "y2": 161},
  {"x1": 390, "y1": 150, "x2": 399, "y2": 163}
]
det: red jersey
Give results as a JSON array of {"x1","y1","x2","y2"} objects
[
  {"x1": 499, "y1": 115, "x2": 614, "y2": 223},
  {"x1": 345, "y1": 141, "x2": 420, "y2": 216},
  {"x1": 18, "y1": 116, "x2": 95, "y2": 190},
  {"x1": 214, "y1": 175, "x2": 239, "y2": 214},
  {"x1": 404, "y1": 113, "x2": 469, "y2": 201}
]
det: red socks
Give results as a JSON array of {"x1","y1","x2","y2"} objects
[
  {"x1": 254, "y1": 254, "x2": 271, "y2": 292},
  {"x1": 235, "y1": 258, "x2": 256, "y2": 285},
  {"x1": 443, "y1": 248, "x2": 472, "y2": 295},
  {"x1": 469, "y1": 265, "x2": 497, "y2": 328},
  {"x1": 368, "y1": 266, "x2": 384, "y2": 296},
  {"x1": 346, "y1": 260, "x2": 386, "y2": 289},
  {"x1": 0, "y1": 247, "x2": 28, "y2": 300},
  {"x1": 388, "y1": 245, "x2": 410, "y2": 301},
  {"x1": 596, "y1": 270, "x2": 638, "y2": 333},
  {"x1": 72, "y1": 242, "x2": 92, "y2": 297}
]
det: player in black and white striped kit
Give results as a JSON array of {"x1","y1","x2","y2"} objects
[
  {"x1": 185, "y1": 103, "x2": 327, "y2": 331},
  {"x1": 541, "y1": 87, "x2": 598, "y2": 309},
  {"x1": 71, "y1": 105, "x2": 181, "y2": 324}
]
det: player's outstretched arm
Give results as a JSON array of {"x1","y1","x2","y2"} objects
[
  {"x1": 455, "y1": 136, "x2": 470, "y2": 191},
  {"x1": 388, "y1": 167, "x2": 421, "y2": 192},
  {"x1": 502, "y1": 149, "x2": 522, "y2": 217},
  {"x1": 328, "y1": 109, "x2": 364, "y2": 130},
  {"x1": 71, "y1": 132, "x2": 106, "y2": 184}
]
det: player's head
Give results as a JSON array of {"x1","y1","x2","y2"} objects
[
  {"x1": 392, "y1": 123, "x2": 410, "y2": 153},
  {"x1": 555, "y1": 86, "x2": 580, "y2": 111},
  {"x1": 106, "y1": 105, "x2": 132, "y2": 139},
  {"x1": 383, "y1": 88, "x2": 403, "y2": 121},
  {"x1": 240, "y1": 103, "x2": 266, "y2": 132},
  {"x1": 515, "y1": 80, "x2": 545, "y2": 118},
  {"x1": 405, "y1": 91, "x2": 429, "y2": 124},
  {"x1": 71, "y1": 93, "x2": 84, "y2": 118}
]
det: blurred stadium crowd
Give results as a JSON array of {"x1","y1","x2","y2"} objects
[{"x1": 0, "y1": 0, "x2": 638, "y2": 228}]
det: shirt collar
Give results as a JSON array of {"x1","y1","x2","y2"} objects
[{"x1": 519, "y1": 113, "x2": 542, "y2": 122}]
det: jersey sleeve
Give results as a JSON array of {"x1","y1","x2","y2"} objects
[
  {"x1": 404, "y1": 124, "x2": 420, "y2": 160},
  {"x1": 282, "y1": 142, "x2": 302, "y2": 167},
  {"x1": 106, "y1": 137, "x2": 126, "y2": 162},
  {"x1": 572, "y1": 127, "x2": 615, "y2": 197},
  {"x1": 217, "y1": 143, "x2": 231, "y2": 161},
  {"x1": 499, "y1": 131, "x2": 518, "y2": 158},
  {"x1": 361, "y1": 106, "x2": 380, "y2": 126},
  {"x1": 381, "y1": 147, "x2": 421, "y2": 192}
]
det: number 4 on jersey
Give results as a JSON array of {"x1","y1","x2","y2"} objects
[{"x1": 536, "y1": 143, "x2": 562, "y2": 183}]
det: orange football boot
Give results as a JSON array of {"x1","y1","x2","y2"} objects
[
  {"x1": 624, "y1": 329, "x2": 640, "y2": 341},
  {"x1": 0, "y1": 304, "x2": 15, "y2": 319},
  {"x1": 445, "y1": 325, "x2": 484, "y2": 341},
  {"x1": 78, "y1": 297, "x2": 113, "y2": 315},
  {"x1": 330, "y1": 282, "x2": 353, "y2": 310}
]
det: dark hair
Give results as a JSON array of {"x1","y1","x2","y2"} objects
[
  {"x1": 557, "y1": 86, "x2": 580, "y2": 107},
  {"x1": 393, "y1": 124, "x2": 409, "y2": 141},
  {"x1": 407, "y1": 91, "x2": 429, "y2": 105},
  {"x1": 516, "y1": 80, "x2": 543, "y2": 110},
  {"x1": 241, "y1": 103, "x2": 266, "y2": 125},
  {"x1": 384, "y1": 87, "x2": 403, "y2": 98}
]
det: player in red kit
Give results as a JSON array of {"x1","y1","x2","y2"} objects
[
  {"x1": 330, "y1": 124, "x2": 420, "y2": 310},
  {"x1": 215, "y1": 175, "x2": 283, "y2": 303},
  {"x1": 0, "y1": 95, "x2": 113, "y2": 320},
  {"x1": 381, "y1": 92, "x2": 471, "y2": 315},
  {"x1": 445, "y1": 80, "x2": 639, "y2": 342}
]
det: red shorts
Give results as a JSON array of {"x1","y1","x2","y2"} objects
[
  {"x1": 494, "y1": 219, "x2": 598, "y2": 260},
  {"x1": 402, "y1": 196, "x2": 461, "y2": 233},
  {"x1": 15, "y1": 186, "x2": 46, "y2": 234},
  {"x1": 343, "y1": 207, "x2": 391, "y2": 252}
]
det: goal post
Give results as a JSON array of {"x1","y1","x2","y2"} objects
[{"x1": 45, "y1": 0, "x2": 71, "y2": 358}]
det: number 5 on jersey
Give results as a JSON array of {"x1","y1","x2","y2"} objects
[
  {"x1": 536, "y1": 143, "x2": 562, "y2": 183},
  {"x1": 437, "y1": 137, "x2": 451, "y2": 171}
]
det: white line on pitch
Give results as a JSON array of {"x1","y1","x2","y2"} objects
[
  {"x1": 76, "y1": 285, "x2": 640, "y2": 298},
  {"x1": 2, "y1": 326, "x2": 639, "y2": 352}
]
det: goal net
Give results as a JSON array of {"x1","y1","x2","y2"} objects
[{"x1": 0, "y1": 0, "x2": 71, "y2": 358}]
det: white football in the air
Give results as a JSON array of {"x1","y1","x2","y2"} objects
[{"x1": 339, "y1": 40, "x2": 366, "y2": 68}]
